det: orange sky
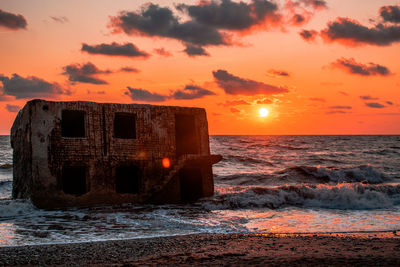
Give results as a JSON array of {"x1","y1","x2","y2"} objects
[{"x1": 0, "y1": 0, "x2": 399, "y2": 135}]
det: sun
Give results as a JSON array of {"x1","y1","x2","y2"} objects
[{"x1": 258, "y1": 107, "x2": 269, "y2": 117}]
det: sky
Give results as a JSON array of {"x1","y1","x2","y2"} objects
[{"x1": 0, "y1": 0, "x2": 399, "y2": 135}]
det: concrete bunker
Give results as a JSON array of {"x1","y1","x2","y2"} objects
[{"x1": 11, "y1": 99, "x2": 221, "y2": 209}]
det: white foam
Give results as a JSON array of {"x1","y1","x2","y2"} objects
[
  {"x1": 203, "y1": 183, "x2": 400, "y2": 210},
  {"x1": 309, "y1": 165, "x2": 388, "y2": 183}
]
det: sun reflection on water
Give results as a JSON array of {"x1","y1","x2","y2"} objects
[{"x1": 0, "y1": 223, "x2": 16, "y2": 246}]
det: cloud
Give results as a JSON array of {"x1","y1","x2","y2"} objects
[
  {"x1": 309, "y1": 97, "x2": 326, "y2": 102},
  {"x1": 256, "y1": 98, "x2": 273, "y2": 104},
  {"x1": 125, "y1": 87, "x2": 166, "y2": 102},
  {"x1": 183, "y1": 44, "x2": 209, "y2": 57},
  {"x1": 87, "y1": 90, "x2": 106, "y2": 95},
  {"x1": 321, "y1": 17, "x2": 400, "y2": 46},
  {"x1": 230, "y1": 107, "x2": 241, "y2": 113},
  {"x1": 328, "y1": 106, "x2": 352, "y2": 109},
  {"x1": 81, "y1": 42, "x2": 149, "y2": 58},
  {"x1": 171, "y1": 84, "x2": 215, "y2": 100},
  {"x1": 326, "y1": 110, "x2": 349, "y2": 114},
  {"x1": 62, "y1": 62, "x2": 111, "y2": 84},
  {"x1": 218, "y1": 99, "x2": 251, "y2": 106},
  {"x1": 154, "y1": 47, "x2": 172, "y2": 57},
  {"x1": 0, "y1": 91, "x2": 12, "y2": 101},
  {"x1": 299, "y1": 0, "x2": 327, "y2": 10},
  {"x1": 380, "y1": 5, "x2": 400, "y2": 23},
  {"x1": 0, "y1": 9, "x2": 27, "y2": 30},
  {"x1": 6, "y1": 104, "x2": 20, "y2": 113},
  {"x1": 338, "y1": 91, "x2": 349, "y2": 96},
  {"x1": 327, "y1": 104, "x2": 352, "y2": 114},
  {"x1": 365, "y1": 102, "x2": 385, "y2": 108},
  {"x1": 299, "y1": 29, "x2": 318, "y2": 41},
  {"x1": 125, "y1": 84, "x2": 216, "y2": 102},
  {"x1": 120, "y1": 67, "x2": 140, "y2": 73},
  {"x1": 213, "y1": 69, "x2": 288, "y2": 95},
  {"x1": 108, "y1": 1, "x2": 330, "y2": 57},
  {"x1": 267, "y1": 69, "x2": 290, "y2": 77},
  {"x1": 360, "y1": 95, "x2": 379, "y2": 100},
  {"x1": 0, "y1": 73, "x2": 69, "y2": 99},
  {"x1": 285, "y1": 0, "x2": 327, "y2": 27},
  {"x1": 109, "y1": 1, "x2": 283, "y2": 56},
  {"x1": 290, "y1": 14, "x2": 308, "y2": 26},
  {"x1": 50, "y1": 16, "x2": 68, "y2": 24},
  {"x1": 331, "y1": 58, "x2": 391, "y2": 76},
  {"x1": 176, "y1": 0, "x2": 280, "y2": 31},
  {"x1": 109, "y1": 4, "x2": 229, "y2": 47},
  {"x1": 386, "y1": 101, "x2": 393, "y2": 105}
]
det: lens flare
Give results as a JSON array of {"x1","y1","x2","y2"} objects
[{"x1": 162, "y1": 157, "x2": 170, "y2": 168}]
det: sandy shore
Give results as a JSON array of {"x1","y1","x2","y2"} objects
[{"x1": 0, "y1": 233, "x2": 399, "y2": 266}]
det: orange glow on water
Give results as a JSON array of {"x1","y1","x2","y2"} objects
[{"x1": 162, "y1": 158, "x2": 171, "y2": 168}]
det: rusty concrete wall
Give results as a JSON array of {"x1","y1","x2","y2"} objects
[
  {"x1": 11, "y1": 99, "x2": 218, "y2": 208},
  {"x1": 11, "y1": 105, "x2": 32, "y2": 199}
]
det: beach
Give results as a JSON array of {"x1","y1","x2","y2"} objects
[{"x1": 1, "y1": 233, "x2": 399, "y2": 266}]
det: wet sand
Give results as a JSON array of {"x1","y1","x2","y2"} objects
[{"x1": 0, "y1": 233, "x2": 399, "y2": 266}]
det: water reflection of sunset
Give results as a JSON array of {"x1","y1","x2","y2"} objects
[
  {"x1": 213, "y1": 209, "x2": 400, "y2": 234},
  {"x1": 0, "y1": 223, "x2": 16, "y2": 246}
]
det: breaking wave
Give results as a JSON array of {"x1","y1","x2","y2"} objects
[
  {"x1": 203, "y1": 183, "x2": 400, "y2": 210},
  {"x1": 275, "y1": 165, "x2": 388, "y2": 184},
  {"x1": 215, "y1": 165, "x2": 389, "y2": 186}
]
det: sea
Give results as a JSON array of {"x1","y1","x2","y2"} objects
[{"x1": 0, "y1": 135, "x2": 400, "y2": 246}]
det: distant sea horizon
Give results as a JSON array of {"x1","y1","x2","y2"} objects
[{"x1": 1, "y1": 134, "x2": 400, "y2": 136}]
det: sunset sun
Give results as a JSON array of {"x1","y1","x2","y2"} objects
[{"x1": 258, "y1": 107, "x2": 269, "y2": 117}]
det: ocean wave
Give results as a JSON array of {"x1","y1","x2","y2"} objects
[
  {"x1": 306, "y1": 157, "x2": 344, "y2": 165},
  {"x1": 0, "y1": 180, "x2": 12, "y2": 186},
  {"x1": 222, "y1": 155, "x2": 273, "y2": 165},
  {"x1": 273, "y1": 145, "x2": 306, "y2": 151},
  {"x1": 215, "y1": 165, "x2": 388, "y2": 186},
  {"x1": 363, "y1": 149, "x2": 399, "y2": 155},
  {"x1": 246, "y1": 144, "x2": 306, "y2": 151},
  {"x1": 0, "y1": 164, "x2": 12, "y2": 169},
  {"x1": 215, "y1": 173, "x2": 275, "y2": 186},
  {"x1": 0, "y1": 199, "x2": 37, "y2": 219},
  {"x1": 202, "y1": 183, "x2": 400, "y2": 210},
  {"x1": 274, "y1": 165, "x2": 388, "y2": 184},
  {"x1": 0, "y1": 180, "x2": 12, "y2": 200},
  {"x1": 246, "y1": 144, "x2": 267, "y2": 149}
]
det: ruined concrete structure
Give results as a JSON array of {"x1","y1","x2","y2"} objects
[{"x1": 11, "y1": 99, "x2": 221, "y2": 209}]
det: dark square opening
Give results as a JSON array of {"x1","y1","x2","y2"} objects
[
  {"x1": 179, "y1": 167, "x2": 203, "y2": 202},
  {"x1": 62, "y1": 166, "x2": 87, "y2": 195},
  {"x1": 114, "y1": 113, "x2": 136, "y2": 139},
  {"x1": 115, "y1": 166, "x2": 140, "y2": 194},
  {"x1": 175, "y1": 114, "x2": 199, "y2": 157},
  {"x1": 61, "y1": 110, "x2": 85, "y2": 138}
]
